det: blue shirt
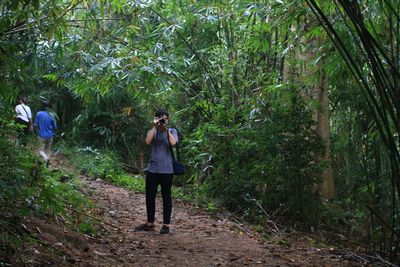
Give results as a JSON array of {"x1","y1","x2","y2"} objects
[
  {"x1": 147, "y1": 128, "x2": 178, "y2": 174},
  {"x1": 34, "y1": 111, "x2": 57, "y2": 139}
]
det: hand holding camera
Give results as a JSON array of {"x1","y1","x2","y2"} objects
[{"x1": 153, "y1": 117, "x2": 167, "y2": 126}]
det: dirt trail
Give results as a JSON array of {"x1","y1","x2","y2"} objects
[{"x1": 49, "y1": 154, "x2": 355, "y2": 266}]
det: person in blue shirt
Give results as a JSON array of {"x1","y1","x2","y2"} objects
[
  {"x1": 34, "y1": 99, "x2": 57, "y2": 167},
  {"x1": 135, "y1": 108, "x2": 178, "y2": 234}
]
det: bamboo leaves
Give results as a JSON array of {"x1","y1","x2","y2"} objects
[{"x1": 305, "y1": 0, "x2": 400, "y2": 260}]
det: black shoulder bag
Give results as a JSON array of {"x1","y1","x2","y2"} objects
[{"x1": 167, "y1": 130, "x2": 185, "y2": 176}]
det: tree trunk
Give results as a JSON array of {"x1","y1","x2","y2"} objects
[
  {"x1": 315, "y1": 71, "x2": 335, "y2": 199},
  {"x1": 299, "y1": 22, "x2": 335, "y2": 199}
]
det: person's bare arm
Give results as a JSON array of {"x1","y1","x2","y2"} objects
[
  {"x1": 146, "y1": 117, "x2": 161, "y2": 145},
  {"x1": 168, "y1": 130, "x2": 177, "y2": 146},
  {"x1": 145, "y1": 127, "x2": 156, "y2": 145},
  {"x1": 28, "y1": 118, "x2": 33, "y2": 131}
]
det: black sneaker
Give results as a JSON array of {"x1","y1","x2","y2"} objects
[
  {"x1": 135, "y1": 223, "x2": 155, "y2": 231},
  {"x1": 46, "y1": 160, "x2": 50, "y2": 168},
  {"x1": 160, "y1": 225, "x2": 170, "y2": 234}
]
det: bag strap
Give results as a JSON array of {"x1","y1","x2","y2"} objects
[
  {"x1": 167, "y1": 129, "x2": 180, "y2": 161},
  {"x1": 20, "y1": 104, "x2": 31, "y2": 124}
]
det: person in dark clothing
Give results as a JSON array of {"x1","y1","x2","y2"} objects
[{"x1": 136, "y1": 109, "x2": 178, "y2": 234}]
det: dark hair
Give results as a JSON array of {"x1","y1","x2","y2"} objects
[
  {"x1": 19, "y1": 96, "x2": 28, "y2": 104},
  {"x1": 39, "y1": 99, "x2": 51, "y2": 111},
  {"x1": 155, "y1": 108, "x2": 169, "y2": 118}
]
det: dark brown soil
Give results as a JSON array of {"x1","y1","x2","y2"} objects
[
  {"x1": 79, "y1": 177, "x2": 354, "y2": 267},
  {"x1": 19, "y1": 153, "x2": 361, "y2": 266}
]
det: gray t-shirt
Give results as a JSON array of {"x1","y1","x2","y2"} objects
[{"x1": 147, "y1": 128, "x2": 178, "y2": 174}]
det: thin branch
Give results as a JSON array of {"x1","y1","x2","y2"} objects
[
  {"x1": 0, "y1": 0, "x2": 84, "y2": 37},
  {"x1": 67, "y1": 18, "x2": 127, "y2": 22}
]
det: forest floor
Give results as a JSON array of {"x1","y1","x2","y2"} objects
[{"x1": 20, "y1": 153, "x2": 365, "y2": 266}]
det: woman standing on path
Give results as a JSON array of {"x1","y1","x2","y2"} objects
[{"x1": 136, "y1": 108, "x2": 178, "y2": 234}]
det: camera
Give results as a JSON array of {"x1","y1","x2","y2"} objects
[{"x1": 158, "y1": 118, "x2": 166, "y2": 125}]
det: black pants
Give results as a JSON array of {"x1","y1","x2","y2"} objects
[
  {"x1": 145, "y1": 172, "x2": 173, "y2": 224},
  {"x1": 15, "y1": 118, "x2": 30, "y2": 145}
]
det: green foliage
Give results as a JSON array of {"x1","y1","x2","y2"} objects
[
  {"x1": 305, "y1": 0, "x2": 400, "y2": 259},
  {"x1": 0, "y1": 101, "x2": 97, "y2": 258},
  {"x1": 63, "y1": 146, "x2": 145, "y2": 192},
  {"x1": 0, "y1": 125, "x2": 37, "y2": 208},
  {"x1": 65, "y1": 146, "x2": 122, "y2": 177},
  {"x1": 68, "y1": 88, "x2": 148, "y2": 173},
  {"x1": 186, "y1": 85, "x2": 325, "y2": 225}
]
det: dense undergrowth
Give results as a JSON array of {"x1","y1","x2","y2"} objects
[
  {"x1": 181, "y1": 86, "x2": 327, "y2": 227},
  {"x1": 61, "y1": 144, "x2": 145, "y2": 193},
  {"x1": 0, "y1": 114, "x2": 96, "y2": 264}
]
